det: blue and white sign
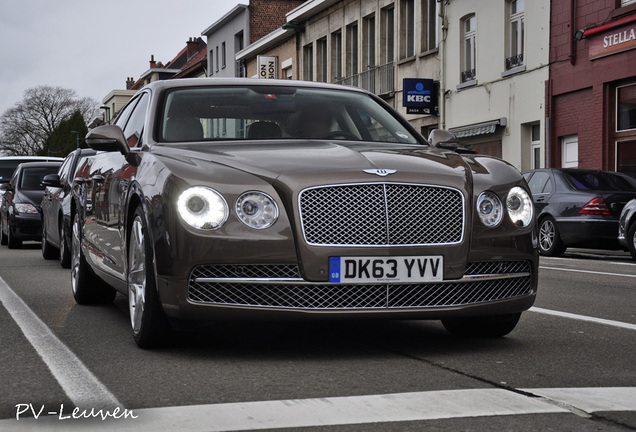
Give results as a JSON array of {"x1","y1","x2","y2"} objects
[{"x1": 403, "y1": 78, "x2": 438, "y2": 115}]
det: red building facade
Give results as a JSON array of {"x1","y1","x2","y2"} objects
[{"x1": 548, "y1": 0, "x2": 636, "y2": 179}]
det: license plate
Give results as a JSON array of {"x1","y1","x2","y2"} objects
[{"x1": 329, "y1": 256, "x2": 443, "y2": 283}]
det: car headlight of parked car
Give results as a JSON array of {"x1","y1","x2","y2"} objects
[
  {"x1": 15, "y1": 203, "x2": 38, "y2": 214},
  {"x1": 177, "y1": 186, "x2": 229, "y2": 230},
  {"x1": 506, "y1": 187, "x2": 534, "y2": 227},
  {"x1": 236, "y1": 191, "x2": 279, "y2": 229},
  {"x1": 477, "y1": 191, "x2": 504, "y2": 227},
  {"x1": 477, "y1": 187, "x2": 533, "y2": 228}
]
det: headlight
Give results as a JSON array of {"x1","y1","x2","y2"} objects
[
  {"x1": 236, "y1": 191, "x2": 279, "y2": 229},
  {"x1": 177, "y1": 186, "x2": 228, "y2": 230},
  {"x1": 477, "y1": 191, "x2": 503, "y2": 227},
  {"x1": 506, "y1": 186, "x2": 533, "y2": 227},
  {"x1": 15, "y1": 203, "x2": 38, "y2": 214}
]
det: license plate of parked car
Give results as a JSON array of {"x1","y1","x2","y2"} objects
[{"x1": 329, "y1": 256, "x2": 444, "y2": 283}]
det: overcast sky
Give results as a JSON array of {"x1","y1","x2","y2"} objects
[{"x1": 0, "y1": 0, "x2": 240, "y2": 116}]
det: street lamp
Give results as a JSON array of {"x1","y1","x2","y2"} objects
[
  {"x1": 100, "y1": 105, "x2": 111, "y2": 124},
  {"x1": 71, "y1": 130, "x2": 80, "y2": 150}
]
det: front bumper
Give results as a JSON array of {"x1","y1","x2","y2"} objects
[
  {"x1": 12, "y1": 213, "x2": 42, "y2": 241},
  {"x1": 157, "y1": 260, "x2": 538, "y2": 321}
]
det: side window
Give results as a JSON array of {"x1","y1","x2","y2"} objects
[
  {"x1": 114, "y1": 97, "x2": 139, "y2": 129},
  {"x1": 527, "y1": 171, "x2": 551, "y2": 195},
  {"x1": 123, "y1": 93, "x2": 150, "y2": 148}
]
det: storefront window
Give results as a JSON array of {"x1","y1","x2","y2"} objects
[{"x1": 617, "y1": 83, "x2": 636, "y2": 131}]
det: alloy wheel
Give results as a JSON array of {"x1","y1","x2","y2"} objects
[{"x1": 128, "y1": 217, "x2": 146, "y2": 336}]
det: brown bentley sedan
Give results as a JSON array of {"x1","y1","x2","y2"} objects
[{"x1": 73, "y1": 78, "x2": 538, "y2": 348}]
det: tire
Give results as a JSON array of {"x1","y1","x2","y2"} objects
[
  {"x1": 7, "y1": 218, "x2": 22, "y2": 249},
  {"x1": 70, "y1": 213, "x2": 116, "y2": 304},
  {"x1": 627, "y1": 222, "x2": 636, "y2": 261},
  {"x1": 41, "y1": 223, "x2": 59, "y2": 260},
  {"x1": 128, "y1": 206, "x2": 171, "y2": 349},
  {"x1": 538, "y1": 216, "x2": 566, "y2": 257},
  {"x1": 59, "y1": 221, "x2": 71, "y2": 268},
  {"x1": 442, "y1": 313, "x2": 522, "y2": 338},
  {"x1": 0, "y1": 218, "x2": 7, "y2": 246}
]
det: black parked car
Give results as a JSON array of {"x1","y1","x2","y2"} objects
[
  {"x1": 618, "y1": 198, "x2": 636, "y2": 260},
  {"x1": 41, "y1": 149, "x2": 96, "y2": 267},
  {"x1": 523, "y1": 168, "x2": 636, "y2": 256},
  {"x1": 0, "y1": 162, "x2": 63, "y2": 249},
  {"x1": 0, "y1": 156, "x2": 64, "y2": 208}
]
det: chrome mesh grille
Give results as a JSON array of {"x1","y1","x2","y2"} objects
[
  {"x1": 187, "y1": 261, "x2": 533, "y2": 309},
  {"x1": 299, "y1": 183, "x2": 464, "y2": 246}
]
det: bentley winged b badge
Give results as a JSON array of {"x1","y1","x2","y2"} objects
[{"x1": 363, "y1": 169, "x2": 397, "y2": 177}]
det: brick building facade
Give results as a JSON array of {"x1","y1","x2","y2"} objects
[
  {"x1": 249, "y1": 0, "x2": 304, "y2": 43},
  {"x1": 548, "y1": 0, "x2": 636, "y2": 178}
]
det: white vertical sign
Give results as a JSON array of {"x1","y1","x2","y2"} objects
[{"x1": 258, "y1": 56, "x2": 278, "y2": 79}]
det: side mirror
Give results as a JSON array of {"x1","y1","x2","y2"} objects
[
  {"x1": 85, "y1": 125, "x2": 130, "y2": 156},
  {"x1": 42, "y1": 174, "x2": 61, "y2": 188},
  {"x1": 428, "y1": 129, "x2": 459, "y2": 151}
]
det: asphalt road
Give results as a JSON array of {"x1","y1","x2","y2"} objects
[{"x1": 0, "y1": 243, "x2": 634, "y2": 431}]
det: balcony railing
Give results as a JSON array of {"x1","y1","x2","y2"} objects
[
  {"x1": 505, "y1": 54, "x2": 524, "y2": 70},
  {"x1": 334, "y1": 62, "x2": 395, "y2": 96},
  {"x1": 461, "y1": 68, "x2": 476, "y2": 82}
]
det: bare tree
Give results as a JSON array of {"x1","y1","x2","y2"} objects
[{"x1": 0, "y1": 86, "x2": 99, "y2": 156}]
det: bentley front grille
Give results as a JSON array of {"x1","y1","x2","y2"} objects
[
  {"x1": 298, "y1": 183, "x2": 464, "y2": 246},
  {"x1": 187, "y1": 261, "x2": 533, "y2": 309}
]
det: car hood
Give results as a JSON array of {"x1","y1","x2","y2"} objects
[
  {"x1": 15, "y1": 190, "x2": 44, "y2": 207},
  {"x1": 158, "y1": 141, "x2": 474, "y2": 191}
]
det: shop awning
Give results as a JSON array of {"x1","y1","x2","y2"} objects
[{"x1": 449, "y1": 118, "x2": 507, "y2": 138}]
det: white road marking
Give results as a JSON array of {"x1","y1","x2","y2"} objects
[
  {"x1": 530, "y1": 307, "x2": 636, "y2": 331},
  {"x1": 539, "y1": 265, "x2": 636, "y2": 278},
  {"x1": 0, "y1": 276, "x2": 122, "y2": 410},
  {"x1": 2, "y1": 387, "x2": 635, "y2": 431}
]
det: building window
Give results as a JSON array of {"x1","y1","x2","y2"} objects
[
  {"x1": 209, "y1": 49, "x2": 214, "y2": 76},
  {"x1": 617, "y1": 140, "x2": 636, "y2": 179},
  {"x1": 531, "y1": 124, "x2": 541, "y2": 169},
  {"x1": 422, "y1": 0, "x2": 439, "y2": 52},
  {"x1": 222, "y1": 42, "x2": 226, "y2": 69},
  {"x1": 363, "y1": 14, "x2": 376, "y2": 69},
  {"x1": 381, "y1": 6, "x2": 395, "y2": 64},
  {"x1": 317, "y1": 37, "x2": 328, "y2": 82},
  {"x1": 617, "y1": 83, "x2": 636, "y2": 131},
  {"x1": 304, "y1": 43, "x2": 314, "y2": 81},
  {"x1": 561, "y1": 135, "x2": 578, "y2": 168},
  {"x1": 400, "y1": 0, "x2": 416, "y2": 58},
  {"x1": 331, "y1": 31, "x2": 343, "y2": 80},
  {"x1": 461, "y1": 15, "x2": 476, "y2": 82},
  {"x1": 215, "y1": 46, "x2": 219, "y2": 72},
  {"x1": 347, "y1": 22, "x2": 359, "y2": 76},
  {"x1": 506, "y1": 0, "x2": 525, "y2": 70}
]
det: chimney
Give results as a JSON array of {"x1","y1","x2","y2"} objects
[
  {"x1": 149, "y1": 55, "x2": 157, "y2": 68},
  {"x1": 186, "y1": 37, "x2": 198, "y2": 59},
  {"x1": 126, "y1": 77, "x2": 135, "y2": 90}
]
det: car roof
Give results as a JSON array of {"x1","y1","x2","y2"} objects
[
  {"x1": 16, "y1": 161, "x2": 63, "y2": 169},
  {"x1": 0, "y1": 156, "x2": 64, "y2": 161},
  {"x1": 141, "y1": 77, "x2": 371, "y2": 95}
]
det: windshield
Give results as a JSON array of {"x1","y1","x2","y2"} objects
[
  {"x1": 19, "y1": 166, "x2": 60, "y2": 191},
  {"x1": 159, "y1": 86, "x2": 421, "y2": 145}
]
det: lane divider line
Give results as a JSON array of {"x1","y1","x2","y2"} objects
[
  {"x1": 530, "y1": 307, "x2": 636, "y2": 331},
  {"x1": 539, "y1": 265, "x2": 636, "y2": 278},
  {"x1": 0, "y1": 276, "x2": 122, "y2": 410}
]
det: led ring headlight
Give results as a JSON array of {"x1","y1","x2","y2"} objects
[
  {"x1": 477, "y1": 191, "x2": 503, "y2": 227},
  {"x1": 236, "y1": 191, "x2": 279, "y2": 229},
  {"x1": 177, "y1": 186, "x2": 228, "y2": 230},
  {"x1": 506, "y1": 186, "x2": 533, "y2": 227}
]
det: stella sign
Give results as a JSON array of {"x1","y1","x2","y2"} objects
[{"x1": 587, "y1": 20, "x2": 636, "y2": 60}]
